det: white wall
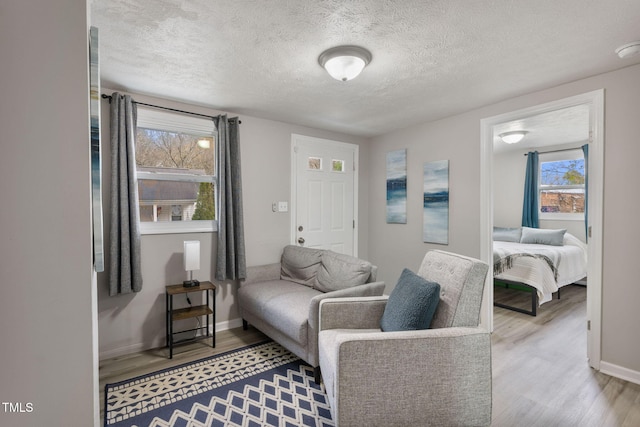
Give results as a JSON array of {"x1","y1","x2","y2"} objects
[
  {"x1": 493, "y1": 146, "x2": 587, "y2": 242},
  {"x1": 493, "y1": 148, "x2": 526, "y2": 228},
  {"x1": 97, "y1": 92, "x2": 370, "y2": 358},
  {"x1": 0, "y1": 1, "x2": 98, "y2": 426},
  {"x1": 368, "y1": 63, "x2": 640, "y2": 377}
]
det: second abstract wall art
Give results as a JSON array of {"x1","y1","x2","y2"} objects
[{"x1": 423, "y1": 160, "x2": 449, "y2": 244}]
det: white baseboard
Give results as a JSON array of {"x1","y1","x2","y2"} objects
[
  {"x1": 600, "y1": 361, "x2": 640, "y2": 386},
  {"x1": 99, "y1": 318, "x2": 244, "y2": 360},
  {"x1": 212, "y1": 317, "x2": 244, "y2": 333}
]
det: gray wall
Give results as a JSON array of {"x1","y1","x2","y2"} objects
[
  {"x1": 368, "y1": 63, "x2": 640, "y2": 375},
  {"x1": 0, "y1": 1, "x2": 98, "y2": 426},
  {"x1": 368, "y1": 109, "x2": 485, "y2": 289},
  {"x1": 97, "y1": 92, "x2": 369, "y2": 357}
]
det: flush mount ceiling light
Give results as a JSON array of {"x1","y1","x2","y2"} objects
[
  {"x1": 615, "y1": 41, "x2": 640, "y2": 59},
  {"x1": 318, "y1": 45, "x2": 372, "y2": 82},
  {"x1": 499, "y1": 131, "x2": 528, "y2": 144}
]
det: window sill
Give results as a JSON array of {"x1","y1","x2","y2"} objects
[
  {"x1": 140, "y1": 221, "x2": 218, "y2": 235},
  {"x1": 539, "y1": 213, "x2": 584, "y2": 222}
]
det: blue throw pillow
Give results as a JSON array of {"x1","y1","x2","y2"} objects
[{"x1": 380, "y1": 268, "x2": 441, "y2": 332}]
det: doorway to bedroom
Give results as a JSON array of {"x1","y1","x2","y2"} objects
[{"x1": 480, "y1": 90, "x2": 604, "y2": 369}]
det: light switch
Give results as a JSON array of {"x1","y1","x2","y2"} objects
[{"x1": 278, "y1": 201, "x2": 288, "y2": 212}]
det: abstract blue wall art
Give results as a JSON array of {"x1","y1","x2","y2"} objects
[
  {"x1": 386, "y1": 149, "x2": 407, "y2": 223},
  {"x1": 90, "y1": 26, "x2": 104, "y2": 272},
  {"x1": 423, "y1": 160, "x2": 449, "y2": 244}
]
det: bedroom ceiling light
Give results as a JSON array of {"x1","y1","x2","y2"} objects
[
  {"x1": 615, "y1": 41, "x2": 640, "y2": 59},
  {"x1": 499, "y1": 131, "x2": 528, "y2": 144},
  {"x1": 318, "y1": 45, "x2": 372, "y2": 82}
]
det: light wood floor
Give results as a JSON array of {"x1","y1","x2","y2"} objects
[
  {"x1": 492, "y1": 284, "x2": 640, "y2": 426},
  {"x1": 100, "y1": 285, "x2": 640, "y2": 426}
]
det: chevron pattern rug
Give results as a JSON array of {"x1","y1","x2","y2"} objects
[{"x1": 104, "y1": 341, "x2": 334, "y2": 427}]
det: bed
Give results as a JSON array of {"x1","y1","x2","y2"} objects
[{"x1": 493, "y1": 227, "x2": 587, "y2": 316}]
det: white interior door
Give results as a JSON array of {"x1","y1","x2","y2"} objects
[{"x1": 291, "y1": 134, "x2": 358, "y2": 256}]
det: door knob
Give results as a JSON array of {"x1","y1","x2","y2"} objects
[{"x1": 297, "y1": 237, "x2": 305, "y2": 245}]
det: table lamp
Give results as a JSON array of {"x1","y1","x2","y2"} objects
[{"x1": 183, "y1": 240, "x2": 200, "y2": 287}]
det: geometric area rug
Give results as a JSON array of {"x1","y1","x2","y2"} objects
[{"x1": 104, "y1": 341, "x2": 334, "y2": 426}]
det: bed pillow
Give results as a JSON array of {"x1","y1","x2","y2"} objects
[
  {"x1": 493, "y1": 227, "x2": 522, "y2": 242},
  {"x1": 380, "y1": 268, "x2": 440, "y2": 332},
  {"x1": 520, "y1": 227, "x2": 566, "y2": 246}
]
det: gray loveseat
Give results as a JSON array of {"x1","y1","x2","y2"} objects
[{"x1": 238, "y1": 245, "x2": 385, "y2": 382}]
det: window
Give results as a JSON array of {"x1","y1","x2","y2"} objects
[
  {"x1": 538, "y1": 150, "x2": 585, "y2": 220},
  {"x1": 136, "y1": 107, "x2": 217, "y2": 234},
  {"x1": 308, "y1": 157, "x2": 322, "y2": 170}
]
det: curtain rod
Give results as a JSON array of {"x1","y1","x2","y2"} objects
[
  {"x1": 524, "y1": 146, "x2": 584, "y2": 156},
  {"x1": 101, "y1": 94, "x2": 241, "y2": 124}
]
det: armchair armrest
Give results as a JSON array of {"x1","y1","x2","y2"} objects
[
  {"x1": 304, "y1": 281, "x2": 385, "y2": 368},
  {"x1": 319, "y1": 296, "x2": 389, "y2": 331},
  {"x1": 240, "y1": 262, "x2": 281, "y2": 286}
]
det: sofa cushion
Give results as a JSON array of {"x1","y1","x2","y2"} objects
[
  {"x1": 380, "y1": 268, "x2": 440, "y2": 332},
  {"x1": 316, "y1": 251, "x2": 373, "y2": 293},
  {"x1": 280, "y1": 245, "x2": 323, "y2": 287},
  {"x1": 239, "y1": 279, "x2": 322, "y2": 344}
]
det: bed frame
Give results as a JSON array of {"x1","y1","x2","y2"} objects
[
  {"x1": 493, "y1": 279, "x2": 540, "y2": 316},
  {"x1": 494, "y1": 279, "x2": 585, "y2": 316}
]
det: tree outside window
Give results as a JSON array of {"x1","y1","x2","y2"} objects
[
  {"x1": 539, "y1": 158, "x2": 585, "y2": 214},
  {"x1": 136, "y1": 128, "x2": 216, "y2": 225}
]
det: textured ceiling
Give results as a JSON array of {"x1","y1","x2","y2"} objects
[
  {"x1": 90, "y1": 0, "x2": 640, "y2": 138},
  {"x1": 493, "y1": 104, "x2": 590, "y2": 154}
]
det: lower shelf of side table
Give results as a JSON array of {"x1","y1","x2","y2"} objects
[{"x1": 166, "y1": 281, "x2": 216, "y2": 359}]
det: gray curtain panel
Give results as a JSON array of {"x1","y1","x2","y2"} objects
[
  {"x1": 109, "y1": 92, "x2": 143, "y2": 295},
  {"x1": 215, "y1": 115, "x2": 246, "y2": 281}
]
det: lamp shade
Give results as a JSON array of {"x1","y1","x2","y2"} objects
[
  {"x1": 184, "y1": 240, "x2": 200, "y2": 272},
  {"x1": 318, "y1": 46, "x2": 372, "y2": 81}
]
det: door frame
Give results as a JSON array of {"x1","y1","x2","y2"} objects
[
  {"x1": 290, "y1": 134, "x2": 359, "y2": 256},
  {"x1": 479, "y1": 89, "x2": 604, "y2": 369}
]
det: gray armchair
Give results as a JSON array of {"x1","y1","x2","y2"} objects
[{"x1": 318, "y1": 250, "x2": 492, "y2": 427}]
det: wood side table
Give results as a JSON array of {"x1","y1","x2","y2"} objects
[{"x1": 165, "y1": 281, "x2": 216, "y2": 358}]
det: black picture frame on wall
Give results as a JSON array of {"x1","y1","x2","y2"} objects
[{"x1": 90, "y1": 26, "x2": 104, "y2": 272}]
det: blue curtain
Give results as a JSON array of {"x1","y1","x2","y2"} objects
[
  {"x1": 582, "y1": 144, "x2": 589, "y2": 241},
  {"x1": 215, "y1": 115, "x2": 246, "y2": 281},
  {"x1": 522, "y1": 151, "x2": 539, "y2": 228},
  {"x1": 109, "y1": 92, "x2": 143, "y2": 295}
]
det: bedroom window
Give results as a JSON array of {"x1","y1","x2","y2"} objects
[
  {"x1": 136, "y1": 107, "x2": 218, "y2": 234},
  {"x1": 538, "y1": 150, "x2": 585, "y2": 220}
]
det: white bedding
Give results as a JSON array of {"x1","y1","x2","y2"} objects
[{"x1": 493, "y1": 233, "x2": 587, "y2": 304}]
